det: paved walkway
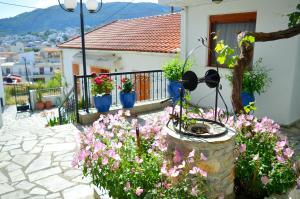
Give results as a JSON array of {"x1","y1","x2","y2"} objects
[{"x1": 0, "y1": 106, "x2": 93, "y2": 199}]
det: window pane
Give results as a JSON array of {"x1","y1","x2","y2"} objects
[{"x1": 211, "y1": 22, "x2": 256, "y2": 66}]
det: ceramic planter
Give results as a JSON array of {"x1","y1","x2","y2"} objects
[
  {"x1": 45, "y1": 101, "x2": 53, "y2": 109},
  {"x1": 241, "y1": 91, "x2": 255, "y2": 107},
  {"x1": 120, "y1": 91, "x2": 136, "y2": 109},
  {"x1": 167, "y1": 80, "x2": 183, "y2": 104},
  {"x1": 94, "y1": 95, "x2": 112, "y2": 112},
  {"x1": 35, "y1": 102, "x2": 45, "y2": 110}
]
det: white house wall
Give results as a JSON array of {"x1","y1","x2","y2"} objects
[
  {"x1": 181, "y1": 0, "x2": 300, "y2": 125},
  {"x1": 62, "y1": 49, "x2": 176, "y2": 88}
]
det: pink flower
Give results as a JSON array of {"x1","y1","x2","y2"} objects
[
  {"x1": 189, "y1": 166, "x2": 207, "y2": 177},
  {"x1": 78, "y1": 150, "x2": 88, "y2": 161},
  {"x1": 276, "y1": 155, "x2": 285, "y2": 163},
  {"x1": 240, "y1": 144, "x2": 246, "y2": 153},
  {"x1": 168, "y1": 166, "x2": 179, "y2": 177},
  {"x1": 200, "y1": 153, "x2": 207, "y2": 161},
  {"x1": 284, "y1": 148, "x2": 294, "y2": 158},
  {"x1": 135, "y1": 187, "x2": 143, "y2": 196},
  {"x1": 189, "y1": 166, "x2": 201, "y2": 175},
  {"x1": 188, "y1": 149, "x2": 195, "y2": 158},
  {"x1": 261, "y1": 176, "x2": 269, "y2": 185},
  {"x1": 191, "y1": 186, "x2": 198, "y2": 196},
  {"x1": 102, "y1": 157, "x2": 108, "y2": 165},
  {"x1": 124, "y1": 182, "x2": 131, "y2": 192},
  {"x1": 160, "y1": 162, "x2": 168, "y2": 175},
  {"x1": 173, "y1": 149, "x2": 182, "y2": 163},
  {"x1": 275, "y1": 141, "x2": 286, "y2": 152},
  {"x1": 94, "y1": 141, "x2": 106, "y2": 152},
  {"x1": 135, "y1": 156, "x2": 143, "y2": 164},
  {"x1": 199, "y1": 169, "x2": 207, "y2": 177},
  {"x1": 178, "y1": 161, "x2": 186, "y2": 169}
]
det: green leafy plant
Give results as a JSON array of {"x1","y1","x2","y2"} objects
[
  {"x1": 162, "y1": 57, "x2": 192, "y2": 81},
  {"x1": 119, "y1": 77, "x2": 134, "y2": 93},
  {"x1": 233, "y1": 115, "x2": 298, "y2": 198},
  {"x1": 91, "y1": 75, "x2": 114, "y2": 96},
  {"x1": 288, "y1": 4, "x2": 300, "y2": 28},
  {"x1": 226, "y1": 58, "x2": 272, "y2": 95}
]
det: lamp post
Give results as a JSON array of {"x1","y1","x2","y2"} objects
[
  {"x1": 22, "y1": 57, "x2": 29, "y2": 82},
  {"x1": 58, "y1": 0, "x2": 103, "y2": 113}
]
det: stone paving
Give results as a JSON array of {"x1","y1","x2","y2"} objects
[{"x1": 0, "y1": 106, "x2": 93, "y2": 199}]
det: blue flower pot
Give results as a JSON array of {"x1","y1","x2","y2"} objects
[
  {"x1": 168, "y1": 81, "x2": 184, "y2": 104},
  {"x1": 120, "y1": 91, "x2": 136, "y2": 109},
  {"x1": 94, "y1": 95, "x2": 112, "y2": 112},
  {"x1": 241, "y1": 92, "x2": 255, "y2": 107}
]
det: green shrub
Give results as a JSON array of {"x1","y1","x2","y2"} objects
[{"x1": 162, "y1": 57, "x2": 192, "y2": 81}]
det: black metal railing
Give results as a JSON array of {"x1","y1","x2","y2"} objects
[
  {"x1": 37, "y1": 87, "x2": 62, "y2": 96},
  {"x1": 74, "y1": 70, "x2": 168, "y2": 113},
  {"x1": 58, "y1": 87, "x2": 76, "y2": 125}
]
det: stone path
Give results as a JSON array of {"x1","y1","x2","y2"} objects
[{"x1": 0, "y1": 106, "x2": 93, "y2": 199}]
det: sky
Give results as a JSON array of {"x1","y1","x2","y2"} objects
[{"x1": 0, "y1": 0, "x2": 158, "y2": 19}]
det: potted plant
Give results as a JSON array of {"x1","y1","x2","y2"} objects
[
  {"x1": 118, "y1": 77, "x2": 136, "y2": 109},
  {"x1": 45, "y1": 100, "x2": 53, "y2": 109},
  {"x1": 35, "y1": 90, "x2": 45, "y2": 110},
  {"x1": 91, "y1": 75, "x2": 114, "y2": 112},
  {"x1": 226, "y1": 58, "x2": 272, "y2": 107},
  {"x1": 162, "y1": 57, "x2": 192, "y2": 104}
]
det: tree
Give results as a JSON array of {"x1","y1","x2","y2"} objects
[{"x1": 231, "y1": 4, "x2": 300, "y2": 113}]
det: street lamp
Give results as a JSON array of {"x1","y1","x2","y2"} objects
[
  {"x1": 22, "y1": 57, "x2": 29, "y2": 82},
  {"x1": 58, "y1": 0, "x2": 103, "y2": 113}
]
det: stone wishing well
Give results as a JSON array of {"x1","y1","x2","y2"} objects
[{"x1": 165, "y1": 56, "x2": 236, "y2": 198}]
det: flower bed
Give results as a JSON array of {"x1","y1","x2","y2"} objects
[{"x1": 72, "y1": 110, "x2": 208, "y2": 199}]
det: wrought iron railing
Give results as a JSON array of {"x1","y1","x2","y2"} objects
[
  {"x1": 75, "y1": 70, "x2": 168, "y2": 113},
  {"x1": 58, "y1": 87, "x2": 76, "y2": 125},
  {"x1": 37, "y1": 87, "x2": 62, "y2": 96}
]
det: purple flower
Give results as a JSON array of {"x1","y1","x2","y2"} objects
[
  {"x1": 135, "y1": 187, "x2": 143, "y2": 196},
  {"x1": 261, "y1": 176, "x2": 269, "y2": 185},
  {"x1": 240, "y1": 144, "x2": 246, "y2": 153}
]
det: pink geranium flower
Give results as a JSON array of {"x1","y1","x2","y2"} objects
[
  {"x1": 261, "y1": 176, "x2": 269, "y2": 185},
  {"x1": 135, "y1": 187, "x2": 143, "y2": 196}
]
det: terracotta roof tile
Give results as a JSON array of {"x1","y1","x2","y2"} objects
[{"x1": 58, "y1": 13, "x2": 180, "y2": 53}]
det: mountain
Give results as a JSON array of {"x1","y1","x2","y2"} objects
[{"x1": 0, "y1": 2, "x2": 179, "y2": 35}]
